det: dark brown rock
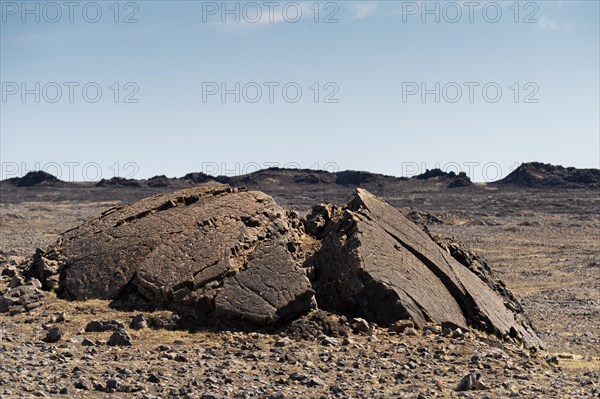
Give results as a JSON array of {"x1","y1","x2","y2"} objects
[
  {"x1": 283, "y1": 310, "x2": 350, "y2": 340},
  {"x1": 130, "y1": 314, "x2": 147, "y2": 330},
  {"x1": 43, "y1": 327, "x2": 62, "y2": 343},
  {"x1": 51, "y1": 183, "x2": 313, "y2": 328},
  {"x1": 303, "y1": 203, "x2": 340, "y2": 239},
  {"x1": 107, "y1": 328, "x2": 132, "y2": 346},
  {"x1": 24, "y1": 248, "x2": 60, "y2": 290},
  {"x1": 214, "y1": 240, "x2": 314, "y2": 326},
  {"x1": 0, "y1": 284, "x2": 46, "y2": 314},
  {"x1": 85, "y1": 320, "x2": 124, "y2": 332},
  {"x1": 28, "y1": 182, "x2": 541, "y2": 348},
  {"x1": 313, "y1": 188, "x2": 543, "y2": 349}
]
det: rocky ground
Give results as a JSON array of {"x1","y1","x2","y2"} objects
[
  {"x1": 1, "y1": 175, "x2": 599, "y2": 398},
  {"x1": 0, "y1": 292, "x2": 598, "y2": 399}
]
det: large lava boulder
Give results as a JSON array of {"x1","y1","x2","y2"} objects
[
  {"x1": 48, "y1": 183, "x2": 314, "y2": 327},
  {"x1": 312, "y1": 189, "x2": 542, "y2": 349},
  {"x1": 28, "y1": 184, "x2": 542, "y2": 349}
]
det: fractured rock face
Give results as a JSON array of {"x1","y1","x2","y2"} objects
[
  {"x1": 215, "y1": 240, "x2": 315, "y2": 325},
  {"x1": 313, "y1": 188, "x2": 543, "y2": 349},
  {"x1": 48, "y1": 183, "x2": 314, "y2": 327},
  {"x1": 28, "y1": 183, "x2": 541, "y2": 349}
]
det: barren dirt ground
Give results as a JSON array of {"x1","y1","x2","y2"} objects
[{"x1": 0, "y1": 184, "x2": 598, "y2": 398}]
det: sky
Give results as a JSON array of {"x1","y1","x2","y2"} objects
[{"x1": 1, "y1": 0, "x2": 599, "y2": 182}]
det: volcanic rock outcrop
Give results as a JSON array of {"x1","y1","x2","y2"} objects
[
  {"x1": 415, "y1": 168, "x2": 473, "y2": 188},
  {"x1": 497, "y1": 162, "x2": 600, "y2": 188},
  {"x1": 311, "y1": 189, "x2": 542, "y2": 349},
  {"x1": 42, "y1": 183, "x2": 314, "y2": 327},
  {"x1": 26, "y1": 183, "x2": 542, "y2": 348},
  {"x1": 4, "y1": 171, "x2": 60, "y2": 187}
]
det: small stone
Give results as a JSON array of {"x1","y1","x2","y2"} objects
[
  {"x1": 456, "y1": 373, "x2": 488, "y2": 391},
  {"x1": 424, "y1": 325, "x2": 442, "y2": 334},
  {"x1": 546, "y1": 356, "x2": 559, "y2": 365},
  {"x1": 307, "y1": 376, "x2": 325, "y2": 387},
  {"x1": 321, "y1": 336, "x2": 339, "y2": 346},
  {"x1": 28, "y1": 278, "x2": 43, "y2": 289},
  {"x1": 52, "y1": 312, "x2": 66, "y2": 323},
  {"x1": 25, "y1": 301, "x2": 42, "y2": 311},
  {"x1": 0, "y1": 297, "x2": 15, "y2": 313},
  {"x1": 405, "y1": 361, "x2": 418, "y2": 370},
  {"x1": 74, "y1": 380, "x2": 90, "y2": 390},
  {"x1": 350, "y1": 318, "x2": 370, "y2": 332},
  {"x1": 404, "y1": 327, "x2": 418, "y2": 336},
  {"x1": 85, "y1": 320, "x2": 124, "y2": 332},
  {"x1": 275, "y1": 337, "x2": 293, "y2": 347},
  {"x1": 391, "y1": 320, "x2": 415, "y2": 333},
  {"x1": 330, "y1": 385, "x2": 344, "y2": 394},
  {"x1": 107, "y1": 328, "x2": 132, "y2": 346},
  {"x1": 452, "y1": 328, "x2": 464, "y2": 338},
  {"x1": 9, "y1": 275, "x2": 24, "y2": 288},
  {"x1": 43, "y1": 327, "x2": 62, "y2": 343},
  {"x1": 205, "y1": 376, "x2": 219, "y2": 384},
  {"x1": 130, "y1": 314, "x2": 147, "y2": 330},
  {"x1": 81, "y1": 338, "x2": 95, "y2": 347},
  {"x1": 175, "y1": 354, "x2": 188, "y2": 362},
  {"x1": 289, "y1": 372, "x2": 307, "y2": 381},
  {"x1": 502, "y1": 380, "x2": 516, "y2": 390},
  {"x1": 147, "y1": 373, "x2": 161, "y2": 383},
  {"x1": 59, "y1": 387, "x2": 69, "y2": 395},
  {"x1": 1, "y1": 266, "x2": 18, "y2": 277}
]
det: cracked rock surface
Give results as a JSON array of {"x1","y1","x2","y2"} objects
[
  {"x1": 38, "y1": 183, "x2": 314, "y2": 327},
  {"x1": 22, "y1": 184, "x2": 541, "y2": 350},
  {"x1": 313, "y1": 189, "x2": 543, "y2": 349}
]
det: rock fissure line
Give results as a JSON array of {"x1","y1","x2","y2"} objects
[{"x1": 381, "y1": 226, "x2": 475, "y2": 319}]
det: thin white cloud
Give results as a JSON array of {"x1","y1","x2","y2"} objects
[
  {"x1": 536, "y1": 16, "x2": 571, "y2": 31},
  {"x1": 210, "y1": 1, "x2": 314, "y2": 29},
  {"x1": 538, "y1": 16, "x2": 558, "y2": 30},
  {"x1": 349, "y1": 2, "x2": 379, "y2": 21}
]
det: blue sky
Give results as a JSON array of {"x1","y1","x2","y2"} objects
[{"x1": 1, "y1": 0, "x2": 599, "y2": 182}]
